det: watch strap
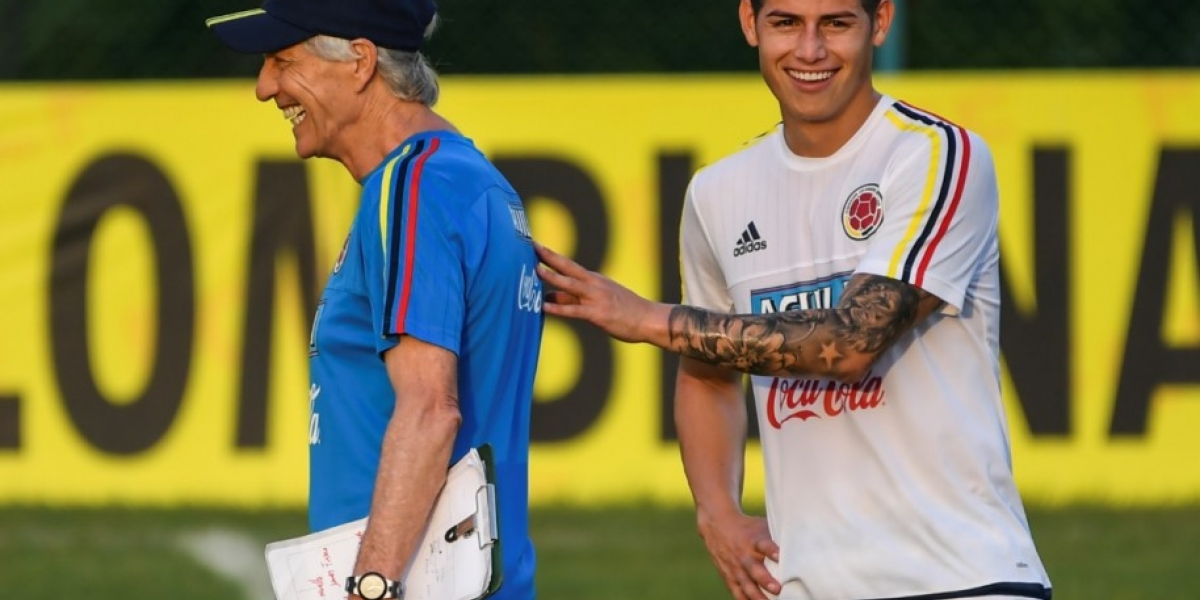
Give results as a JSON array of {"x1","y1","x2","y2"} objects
[{"x1": 345, "y1": 572, "x2": 403, "y2": 599}]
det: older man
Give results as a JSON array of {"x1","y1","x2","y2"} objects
[{"x1": 207, "y1": 2, "x2": 544, "y2": 599}]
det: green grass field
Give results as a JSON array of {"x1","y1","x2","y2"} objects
[{"x1": 1, "y1": 504, "x2": 1197, "y2": 599}]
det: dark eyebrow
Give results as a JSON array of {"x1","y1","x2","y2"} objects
[
  {"x1": 820, "y1": 11, "x2": 861, "y2": 21},
  {"x1": 763, "y1": 9, "x2": 862, "y2": 21},
  {"x1": 763, "y1": 9, "x2": 800, "y2": 19}
]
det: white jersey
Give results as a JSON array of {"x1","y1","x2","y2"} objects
[{"x1": 680, "y1": 96, "x2": 1050, "y2": 600}]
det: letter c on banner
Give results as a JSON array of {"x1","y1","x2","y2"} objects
[{"x1": 49, "y1": 153, "x2": 195, "y2": 455}]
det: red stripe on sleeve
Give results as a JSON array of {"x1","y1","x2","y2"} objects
[
  {"x1": 393, "y1": 138, "x2": 441, "y2": 330},
  {"x1": 915, "y1": 127, "x2": 970, "y2": 288}
]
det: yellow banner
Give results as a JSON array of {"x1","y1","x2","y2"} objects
[{"x1": 0, "y1": 73, "x2": 1197, "y2": 507}]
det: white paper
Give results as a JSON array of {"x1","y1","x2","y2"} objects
[{"x1": 265, "y1": 449, "x2": 496, "y2": 600}]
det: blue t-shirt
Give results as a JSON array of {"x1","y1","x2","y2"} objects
[{"x1": 308, "y1": 130, "x2": 543, "y2": 600}]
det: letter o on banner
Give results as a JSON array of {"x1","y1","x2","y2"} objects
[{"x1": 49, "y1": 153, "x2": 195, "y2": 455}]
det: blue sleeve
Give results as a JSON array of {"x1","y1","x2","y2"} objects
[{"x1": 360, "y1": 137, "x2": 474, "y2": 356}]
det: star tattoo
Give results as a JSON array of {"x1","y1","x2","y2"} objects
[{"x1": 818, "y1": 341, "x2": 843, "y2": 370}]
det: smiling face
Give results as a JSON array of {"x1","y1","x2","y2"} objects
[
  {"x1": 740, "y1": 0, "x2": 892, "y2": 153},
  {"x1": 254, "y1": 41, "x2": 361, "y2": 160}
]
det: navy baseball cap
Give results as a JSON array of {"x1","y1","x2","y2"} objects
[{"x1": 206, "y1": 0, "x2": 437, "y2": 54}]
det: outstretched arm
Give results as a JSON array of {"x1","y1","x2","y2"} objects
[{"x1": 536, "y1": 243, "x2": 944, "y2": 382}]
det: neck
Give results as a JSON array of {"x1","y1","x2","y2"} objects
[
  {"x1": 782, "y1": 88, "x2": 881, "y2": 158},
  {"x1": 337, "y1": 88, "x2": 457, "y2": 181}
]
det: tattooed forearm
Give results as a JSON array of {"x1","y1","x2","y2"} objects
[
  {"x1": 666, "y1": 306, "x2": 821, "y2": 375},
  {"x1": 666, "y1": 275, "x2": 943, "y2": 379},
  {"x1": 833, "y1": 274, "x2": 933, "y2": 354}
]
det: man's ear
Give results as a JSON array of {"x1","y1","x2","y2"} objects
[
  {"x1": 872, "y1": 0, "x2": 895, "y2": 48},
  {"x1": 739, "y1": 0, "x2": 759, "y2": 48},
  {"x1": 348, "y1": 38, "x2": 378, "y2": 91}
]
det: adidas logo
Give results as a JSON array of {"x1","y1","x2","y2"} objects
[{"x1": 733, "y1": 221, "x2": 768, "y2": 257}]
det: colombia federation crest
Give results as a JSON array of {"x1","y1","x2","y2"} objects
[{"x1": 842, "y1": 183, "x2": 884, "y2": 240}]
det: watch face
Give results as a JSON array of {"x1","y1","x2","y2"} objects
[{"x1": 358, "y1": 573, "x2": 387, "y2": 599}]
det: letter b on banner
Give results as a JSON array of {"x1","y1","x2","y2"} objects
[{"x1": 494, "y1": 156, "x2": 614, "y2": 442}]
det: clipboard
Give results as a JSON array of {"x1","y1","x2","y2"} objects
[{"x1": 264, "y1": 446, "x2": 503, "y2": 600}]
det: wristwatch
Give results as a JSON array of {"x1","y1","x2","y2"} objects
[{"x1": 345, "y1": 572, "x2": 403, "y2": 600}]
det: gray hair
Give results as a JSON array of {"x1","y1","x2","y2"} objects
[{"x1": 304, "y1": 15, "x2": 440, "y2": 106}]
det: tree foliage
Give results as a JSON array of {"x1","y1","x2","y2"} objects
[{"x1": 0, "y1": 0, "x2": 1195, "y2": 80}]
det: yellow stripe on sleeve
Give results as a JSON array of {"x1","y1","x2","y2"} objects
[
  {"x1": 377, "y1": 149, "x2": 409, "y2": 267},
  {"x1": 884, "y1": 110, "x2": 943, "y2": 279}
]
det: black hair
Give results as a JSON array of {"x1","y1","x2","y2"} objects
[{"x1": 749, "y1": 0, "x2": 883, "y2": 18}]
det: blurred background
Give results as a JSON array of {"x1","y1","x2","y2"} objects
[
  {"x1": 2, "y1": 1, "x2": 1199, "y2": 599},
  {"x1": 2, "y1": 0, "x2": 1199, "y2": 78}
]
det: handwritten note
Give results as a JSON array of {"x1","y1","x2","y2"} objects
[{"x1": 265, "y1": 449, "x2": 498, "y2": 600}]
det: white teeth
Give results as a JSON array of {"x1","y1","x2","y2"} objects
[
  {"x1": 788, "y1": 70, "x2": 834, "y2": 82},
  {"x1": 282, "y1": 105, "x2": 307, "y2": 126}
]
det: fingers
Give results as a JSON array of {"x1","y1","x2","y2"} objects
[
  {"x1": 533, "y1": 242, "x2": 601, "y2": 322},
  {"x1": 707, "y1": 544, "x2": 776, "y2": 600},
  {"x1": 745, "y1": 560, "x2": 780, "y2": 597},
  {"x1": 539, "y1": 263, "x2": 587, "y2": 318},
  {"x1": 534, "y1": 261, "x2": 573, "y2": 294},
  {"x1": 754, "y1": 537, "x2": 780, "y2": 562},
  {"x1": 701, "y1": 514, "x2": 780, "y2": 600},
  {"x1": 533, "y1": 239, "x2": 651, "y2": 344},
  {"x1": 541, "y1": 290, "x2": 583, "y2": 319},
  {"x1": 534, "y1": 243, "x2": 592, "y2": 302},
  {"x1": 534, "y1": 242, "x2": 589, "y2": 279},
  {"x1": 749, "y1": 534, "x2": 781, "y2": 595},
  {"x1": 720, "y1": 560, "x2": 771, "y2": 600},
  {"x1": 714, "y1": 558, "x2": 759, "y2": 600},
  {"x1": 542, "y1": 290, "x2": 579, "y2": 306}
]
